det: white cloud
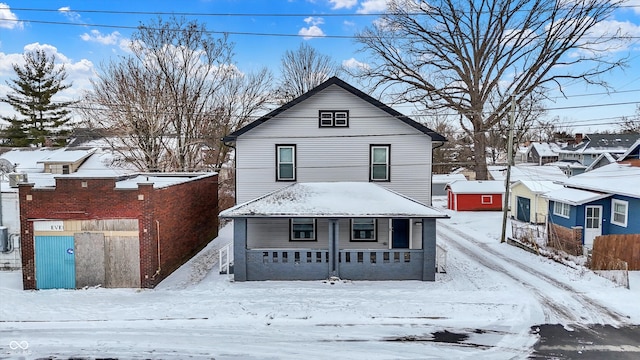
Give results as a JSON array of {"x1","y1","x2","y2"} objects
[
  {"x1": 58, "y1": 6, "x2": 82, "y2": 23},
  {"x1": 303, "y1": 16, "x2": 324, "y2": 26},
  {"x1": 357, "y1": 0, "x2": 388, "y2": 14},
  {"x1": 342, "y1": 57, "x2": 370, "y2": 70},
  {"x1": 329, "y1": 0, "x2": 357, "y2": 9},
  {"x1": 81, "y1": 30, "x2": 122, "y2": 45},
  {"x1": 299, "y1": 25, "x2": 326, "y2": 40},
  {"x1": 568, "y1": 19, "x2": 640, "y2": 57},
  {"x1": 627, "y1": 0, "x2": 640, "y2": 15},
  {"x1": 0, "y1": 3, "x2": 23, "y2": 30}
]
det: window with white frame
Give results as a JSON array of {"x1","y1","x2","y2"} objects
[
  {"x1": 290, "y1": 218, "x2": 316, "y2": 240},
  {"x1": 319, "y1": 110, "x2": 349, "y2": 127},
  {"x1": 611, "y1": 199, "x2": 628, "y2": 227},
  {"x1": 553, "y1": 201, "x2": 571, "y2": 218},
  {"x1": 351, "y1": 218, "x2": 376, "y2": 241},
  {"x1": 481, "y1": 195, "x2": 492, "y2": 204},
  {"x1": 370, "y1": 145, "x2": 390, "y2": 181},
  {"x1": 276, "y1": 145, "x2": 296, "y2": 181}
]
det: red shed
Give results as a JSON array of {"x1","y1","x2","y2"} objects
[
  {"x1": 446, "y1": 180, "x2": 505, "y2": 211},
  {"x1": 19, "y1": 173, "x2": 218, "y2": 290}
]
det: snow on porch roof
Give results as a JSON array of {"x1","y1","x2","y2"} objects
[
  {"x1": 543, "y1": 187, "x2": 610, "y2": 206},
  {"x1": 219, "y1": 182, "x2": 449, "y2": 218}
]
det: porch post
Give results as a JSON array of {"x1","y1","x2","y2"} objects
[
  {"x1": 328, "y1": 219, "x2": 339, "y2": 277},
  {"x1": 422, "y1": 218, "x2": 436, "y2": 281},
  {"x1": 233, "y1": 218, "x2": 248, "y2": 282}
]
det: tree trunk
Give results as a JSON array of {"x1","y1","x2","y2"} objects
[{"x1": 473, "y1": 130, "x2": 489, "y2": 180}]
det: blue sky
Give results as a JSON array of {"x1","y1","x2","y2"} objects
[{"x1": 1, "y1": 0, "x2": 640, "y2": 134}]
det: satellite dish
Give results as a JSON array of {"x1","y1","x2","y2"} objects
[{"x1": 0, "y1": 158, "x2": 15, "y2": 174}]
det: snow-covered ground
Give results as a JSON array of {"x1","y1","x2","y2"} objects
[{"x1": 1, "y1": 199, "x2": 638, "y2": 359}]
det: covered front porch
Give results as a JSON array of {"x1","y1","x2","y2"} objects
[{"x1": 220, "y1": 182, "x2": 449, "y2": 281}]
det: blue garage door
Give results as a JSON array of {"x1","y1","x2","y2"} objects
[{"x1": 35, "y1": 236, "x2": 76, "y2": 289}]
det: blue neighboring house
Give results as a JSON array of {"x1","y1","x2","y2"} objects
[{"x1": 544, "y1": 162, "x2": 640, "y2": 254}]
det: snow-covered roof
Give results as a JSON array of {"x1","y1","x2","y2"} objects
[
  {"x1": 114, "y1": 173, "x2": 216, "y2": 189},
  {"x1": 0, "y1": 148, "x2": 61, "y2": 173},
  {"x1": 445, "y1": 180, "x2": 505, "y2": 194},
  {"x1": 488, "y1": 164, "x2": 568, "y2": 182},
  {"x1": 432, "y1": 173, "x2": 467, "y2": 184},
  {"x1": 544, "y1": 161, "x2": 587, "y2": 170},
  {"x1": 558, "y1": 133, "x2": 640, "y2": 154},
  {"x1": 530, "y1": 142, "x2": 560, "y2": 157},
  {"x1": 220, "y1": 182, "x2": 449, "y2": 218},
  {"x1": 37, "y1": 148, "x2": 96, "y2": 164},
  {"x1": 543, "y1": 187, "x2": 610, "y2": 206},
  {"x1": 510, "y1": 180, "x2": 564, "y2": 194},
  {"x1": 559, "y1": 163, "x2": 640, "y2": 199}
]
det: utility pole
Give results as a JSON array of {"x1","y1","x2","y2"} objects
[{"x1": 500, "y1": 96, "x2": 516, "y2": 243}]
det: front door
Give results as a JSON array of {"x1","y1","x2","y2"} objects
[
  {"x1": 516, "y1": 196, "x2": 531, "y2": 223},
  {"x1": 392, "y1": 219, "x2": 410, "y2": 248},
  {"x1": 584, "y1": 205, "x2": 602, "y2": 249}
]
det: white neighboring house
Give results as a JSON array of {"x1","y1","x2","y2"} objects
[
  {"x1": 0, "y1": 147, "x2": 133, "y2": 269},
  {"x1": 220, "y1": 77, "x2": 449, "y2": 281}
]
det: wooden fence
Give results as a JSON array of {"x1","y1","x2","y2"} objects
[{"x1": 590, "y1": 234, "x2": 640, "y2": 270}]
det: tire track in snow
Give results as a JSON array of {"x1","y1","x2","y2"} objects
[{"x1": 438, "y1": 222, "x2": 627, "y2": 325}]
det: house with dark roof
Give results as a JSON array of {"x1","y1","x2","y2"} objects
[
  {"x1": 221, "y1": 77, "x2": 449, "y2": 281},
  {"x1": 556, "y1": 133, "x2": 640, "y2": 172}
]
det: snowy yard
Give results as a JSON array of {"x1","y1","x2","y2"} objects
[{"x1": 1, "y1": 198, "x2": 639, "y2": 359}]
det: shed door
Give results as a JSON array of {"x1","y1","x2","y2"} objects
[
  {"x1": 516, "y1": 196, "x2": 531, "y2": 223},
  {"x1": 35, "y1": 236, "x2": 76, "y2": 289},
  {"x1": 584, "y1": 205, "x2": 602, "y2": 249}
]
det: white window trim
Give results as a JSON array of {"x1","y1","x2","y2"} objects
[
  {"x1": 319, "y1": 110, "x2": 349, "y2": 128},
  {"x1": 553, "y1": 201, "x2": 570, "y2": 219},
  {"x1": 611, "y1": 199, "x2": 628, "y2": 227},
  {"x1": 276, "y1": 145, "x2": 296, "y2": 181},
  {"x1": 481, "y1": 195, "x2": 493, "y2": 204},
  {"x1": 370, "y1": 145, "x2": 390, "y2": 181}
]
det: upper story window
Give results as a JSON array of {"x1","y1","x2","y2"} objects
[
  {"x1": 611, "y1": 199, "x2": 628, "y2": 227},
  {"x1": 319, "y1": 110, "x2": 349, "y2": 128},
  {"x1": 370, "y1": 145, "x2": 390, "y2": 181},
  {"x1": 276, "y1": 144, "x2": 296, "y2": 181}
]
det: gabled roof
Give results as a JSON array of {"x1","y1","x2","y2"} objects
[
  {"x1": 222, "y1": 76, "x2": 446, "y2": 142},
  {"x1": 559, "y1": 133, "x2": 640, "y2": 154},
  {"x1": 558, "y1": 162, "x2": 640, "y2": 199},
  {"x1": 585, "y1": 152, "x2": 616, "y2": 172},
  {"x1": 619, "y1": 138, "x2": 640, "y2": 161},
  {"x1": 488, "y1": 164, "x2": 568, "y2": 182},
  {"x1": 510, "y1": 180, "x2": 564, "y2": 194},
  {"x1": 445, "y1": 180, "x2": 505, "y2": 194},
  {"x1": 37, "y1": 148, "x2": 96, "y2": 164},
  {"x1": 219, "y1": 182, "x2": 449, "y2": 218},
  {"x1": 529, "y1": 142, "x2": 560, "y2": 157}
]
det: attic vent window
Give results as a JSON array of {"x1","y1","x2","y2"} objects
[{"x1": 319, "y1": 110, "x2": 349, "y2": 128}]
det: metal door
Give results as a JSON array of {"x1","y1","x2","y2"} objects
[
  {"x1": 392, "y1": 219, "x2": 410, "y2": 248},
  {"x1": 516, "y1": 196, "x2": 531, "y2": 222},
  {"x1": 584, "y1": 206, "x2": 602, "y2": 249},
  {"x1": 35, "y1": 236, "x2": 76, "y2": 289}
]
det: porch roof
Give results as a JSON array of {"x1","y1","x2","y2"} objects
[{"x1": 220, "y1": 182, "x2": 449, "y2": 219}]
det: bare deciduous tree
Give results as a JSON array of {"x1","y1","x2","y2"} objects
[
  {"x1": 350, "y1": 0, "x2": 626, "y2": 179},
  {"x1": 276, "y1": 42, "x2": 341, "y2": 103},
  {"x1": 80, "y1": 17, "x2": 272, "y2": 173},
  {"x1": 618, "y1": 105, "x2": 640, "y2": 134}
]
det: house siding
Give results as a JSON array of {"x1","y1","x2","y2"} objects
[
  {"x1": 246, "y1": 218, "x2": 395, "y2": 249},
  {"x1": 607, "y1": 195, "x2": 640, "y2": 235},
  {"x1": 235, "y1": 85, "x2": 433, "y2": 204}
]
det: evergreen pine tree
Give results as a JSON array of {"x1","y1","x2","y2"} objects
[{"x1": 1, "y1": 49, "x2": 76, "y2": 146}]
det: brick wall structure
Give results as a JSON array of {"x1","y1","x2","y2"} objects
[
  {"x1": 19, "y1": 173, "x2": 218, "y2": 289},
  {"x1": 548, "y1": 223, "x2": 583, "y2": 256}
]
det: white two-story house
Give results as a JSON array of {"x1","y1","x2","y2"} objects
[{"x1": 220, "y1": 77, "x2": 448, "y2": 281}]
